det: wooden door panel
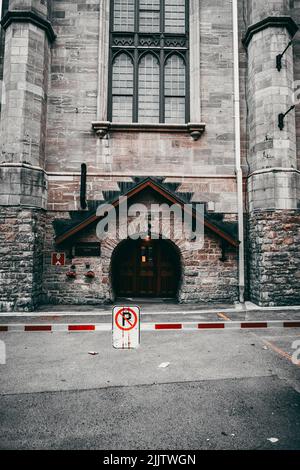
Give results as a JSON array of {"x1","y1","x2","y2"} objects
[
  {"x1": 160, "y1": 275, "x2": 177, "y2": 296},
  {"x1": 114, "y1": 240, "x2": 180, "y2": 298},
  {"x1": 115, "y1": 242, "x2": 137, "y2": 296},
  {"x1": 117, "y1": 265, "x2": 136, "y2": 295},
  {"x1": 139, "y1": 274, "x2": 155, "y2": 295},
  {"x1": 157, "y1": 243, "x2": 179, "y2": 297},
  {"x1": 137, "y1": 242, "x2": 157, "y2": 296}
]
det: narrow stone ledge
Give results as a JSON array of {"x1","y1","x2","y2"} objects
[
  {"x1": 247, "y1": 167, "x2": 300, "y2": 178},
  {"x1": 243, "y1": 16, "x2": 298, "y2": 48},
  {"x1": 0, "y1": 10, "x2": 56, "y2": 43},
  {"x1": 0, "y1": 162, "x2": 47, "y2": 174},
  {"x1": 91, "y1": 121, "x2": 206, "y2": 141}
]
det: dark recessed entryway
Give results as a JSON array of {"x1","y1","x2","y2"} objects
[{"x1": 111, "y1": 238, "x2": 181, "y2": 299}]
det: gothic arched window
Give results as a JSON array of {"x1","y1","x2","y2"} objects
[
  {"x1": 138, "y1": 53, "x2": 160, "y2": 123},
  {"x1": 109, "y1": 0, "x2": 189, "y2": 123},
  {"x1": 112, "y1": 53, "x2": 134, "y2": 122},
  {"x1": 164, "y1": 54, "x2": 186, "y2": 123}
]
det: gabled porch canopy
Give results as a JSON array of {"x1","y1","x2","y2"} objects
[{"x1": 54, "y1": 177, "x2": 239, "y2": 247}]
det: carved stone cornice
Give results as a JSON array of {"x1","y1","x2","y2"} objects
[
  {"x1": 243, "y1": 16, "x2": 298, "y2": 47},
  {"x1": 91, "y1": 121, "x2": 206, "y2": 141},
  {"x1": 0, "y1": 10, "x2": 56, "y2": 43}
]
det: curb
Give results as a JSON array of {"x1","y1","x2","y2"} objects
[
  {"x1": 1, "y1": 303, "x2": 300, "y2": 318},
  {"x1": 1, "y1": 320, "x2": 300, "y2": 332}
]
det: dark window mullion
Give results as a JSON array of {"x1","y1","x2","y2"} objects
[
  {"x1": 135, "y1": 0, "x2": 139, "y2": 32},
  {"x1": 160, "y1": 0, "x2": 164, "y2": 34},
  {"x1": 133, "y1": 49, "x2": 139, "y2": 122},
  {"x1": 108, "y1": 1, "x2": 115, "y2": 120},
  {"x1": 159, "y1": 0, "x2": 165, "y2": 122},
  {"x1": 140, "y1": 9, "x2": 160, "y2": 12},
  {"x1": 132, "y1": 0, "x2": 140, "y2": 122},
  {"x1": 113, "y1": 94, "x2": 134, "y2": 97},
  {"x1": 108, "y1": 43, "x2": 114, "y2": 120},
  {"x1": 159, "y1": 50, "x2": 165, "y2": 123},
  {"x1": 185, "y1": 50, "x2": 190, "y2": 122},
  {"x1": 165, "y1": 95, "x2": 186, "y2": 98},
  {"x1": 185, "y1": 0, "x2": 189, "y2": 122}
]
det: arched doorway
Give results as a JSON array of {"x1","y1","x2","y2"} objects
[{"x1": 111, "y1": 238, "x2": 181, "y2": 299}]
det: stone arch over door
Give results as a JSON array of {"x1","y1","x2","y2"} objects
[
  {"x1": 101, "y1": 235, "x2": 190, "y2": 302},
  {"x1": 110, "y1": 237, "x2": 183, "y2": 299},
  {"x1": 100, "y1": 233, "x2": 239, "y2": 304}
]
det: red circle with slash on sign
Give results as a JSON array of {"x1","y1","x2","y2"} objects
[{"x1": 115, "y1": 307, "x2": 138, "y2": 331}]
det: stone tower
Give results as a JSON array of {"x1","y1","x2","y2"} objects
[
  {"x1": 0, "y1": 0, "x2": 54, "y2": 310},
  {"x1": 244, "y1": 0, "x2": 300, "y2": 305}
]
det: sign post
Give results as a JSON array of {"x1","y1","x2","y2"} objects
[{"x1": 112, "y1": 306, "x2": 140, "y2": 349}]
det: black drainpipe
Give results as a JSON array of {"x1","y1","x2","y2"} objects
[{"x1": 80, "y1": 163, "x2": 87, "y2": 210}]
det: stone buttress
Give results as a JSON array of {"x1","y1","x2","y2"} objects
[
  {"x1": 244, "y1": 0, "x2": 300, "y2": 306},
  {"x1": 0, "y1": 0, "x2": 54, "y2": 311}
]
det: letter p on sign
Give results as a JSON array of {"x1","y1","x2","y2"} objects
[{"x1": 113, "y1": 306, "x2": 140, "y2": 349}]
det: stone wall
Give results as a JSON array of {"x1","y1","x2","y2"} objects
[
  {"x1": 0, "y1": 1, "x2": 9, "y2": 92},
  {"x1": 42, "y1": 212, "x2": 110, "y2": 305},
  {"x1": 247, "y1": 26, "x2": 296, "y2": 174},
  {"x1": 0, "y1": 207, "x2": 46, "y2": 311},
  {"x1": 44, "y1": 0, "x2": 246, "y2": 215},
  {"x1": 246, "y1": 0, "x2": 290, "y2": 24},
  {"x1": 248, "y1": 210, "x2": 300, "y2": 306},
  {"x1": 0, "y1": 20, "x2": 51, "y2": 167},
  {"x1": 47, "y1": 174, "x2": 240, "y2": 214},
  {"x1": 47, "y1": 0, "x2": 238, "y2": 173},
  {"x1": 179, "y1": 234, "x2": 238, "y2": 304}
]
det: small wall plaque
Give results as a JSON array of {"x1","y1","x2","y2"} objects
[
  {"x1": 74, "y1": 242, "x2": 101, "y2": 257},
  {"x1": 51, "y1": 253, "x2": 66, "y2": 266}
]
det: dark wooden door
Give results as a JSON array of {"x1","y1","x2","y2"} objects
[
  {"x1": 114, "y1": 240, "x2": 180, "y2": 298},
  {"x1": 138, "y1": 242, "x2": 156, "y2": 296},
  {"x1": 116, "y1": 241, "x2": 137, "y2": 296},
  {"x1": 157, "y1": 244, "x2": 180, "y2": 297}
]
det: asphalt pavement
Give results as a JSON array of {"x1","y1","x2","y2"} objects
[{"x1": 0, "y1": 326, "x2": 300, "y2": 450}]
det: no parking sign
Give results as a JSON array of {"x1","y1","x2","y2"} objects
[{"x1": 113, "y1": 306, "x2": 140, "y2": 349}]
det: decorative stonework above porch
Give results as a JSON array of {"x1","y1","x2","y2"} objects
[
  {"x1": 91, "y1": 121, "x2": 206, "y2": 141},
  {"x1": 53, "y1": 177, "x2": 238, "y2": 248}
]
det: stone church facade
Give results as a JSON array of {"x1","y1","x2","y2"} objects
[{"x1": 0, "y1": 0, "x2": 299, "y2": 311}]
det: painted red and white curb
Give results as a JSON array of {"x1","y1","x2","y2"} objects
[{"x1": 0, "y1": 320, "x2": 300, "y2": 332}]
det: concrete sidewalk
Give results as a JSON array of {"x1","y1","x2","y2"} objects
[
  {"x1": 34, "y1": 300, "x2": 300, "y2": 314},
  {"x1": 1, "y1": 301, "x2": 300, "y2": 324}
]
